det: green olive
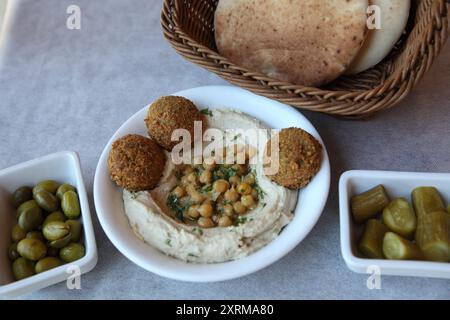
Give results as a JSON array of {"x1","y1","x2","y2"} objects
[
  {"x1": 60, "y1": 243, "x2": 85, "y2": 263},
  {"x1": 16, "y1": 199, "x2": 39, "y2": 219},
  {"x1": 46, "y1": 246, "x2": 60, "y2": 257},
  {"x1": 26, "y1": 231, "x2": 44, "y2": 241},
  {"x1": 49, "y1": 233, "x2": 72, "y2": 249},
  {"x1": 17, "y1": 238, "x2": 47, "y2": 261},
  {"x1": 11, "y1": 224, "x2": 27, "y2": 242},
  {"x1": 32, "y1": 180, "x2": 60, "y2": 196},
  {"x1": 34, "y1": 190, "x2": 59, "y2": 212},
  {"x1": 56, "y1": 184, "x2": 76, "y2": 200},
  {"x1": 43, "y1": 221, "x2": 70, "y2": 241},
  {"x1": 12, "y1": 257, "x2": 36, "y2": 280},
  {"x1": 8, "y1": 242, "x2": 20, "y2": 261},
  {"x1": 12, "y1": 186, "x2": 33, "y2": 208},
  {"x1": 66, "y1": 220, "x2": 82, "y2": 242},
  {"x1": 43, "y1": 211, "x2": 66, "y2": 226},
  {"x1": 35, "y1": 257, "x2": 63, "y2": 274},
  {"x1": 61, "y1": 191, "x2": 80, "y2": 219},
  {"x1": 18, "y1": 204, "x2": 43, "y2": 232}
]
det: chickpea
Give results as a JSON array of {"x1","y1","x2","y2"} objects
[
  {"x1": 202, "y1": 199, "x2": 213, "y2": 206},
  {"x1": 229, "y1": 175, "x2": 241, "y2": 186},
  {"x1": 198, "y1": 203, "x2": 213, "y2": 218},
  {"x1": 203, "y1": 158, "x2": 216, "y2": 171},
  {"x1": 223, "y1": 204, "x2": 234, "y2": 217},
  {"x1": 190, "y1": 191, "x2": 204, "y2": 204},
  {"x1": 172, "y1": 186, "x2": 186, "y2": 198},
  {"x1": 237, "y1": 182, "x2": 252, "y2": 195},
  {"x1": 180, "y1": 175, "x2": 190, "y2": 186},
  {"x1": 251, "y1": 189, "x2": 259, "y2": 199},
  {"x1": 198, "y1": 217, "x2": 215, "y2": 228},
  {"x1": 224, "y1": 188, "x2": 239, "y2": 202},
  {"x1": 243, "y1": 174, "x2": 255, "y2": 185},
  {"x1": 241, "y1": 195, "x2": 255, "y2": 208},
  {"x1": 232, "y1": 164, "x2": 247, "y2": 176},
  {"x1": 213, "y1": 179, "x2": 230, "y2": 193},
  {"x1": 187, "y1": 172, "x2": 198, "y2": 184},
  {"x1": 218, "y1": 216, "x2": 233, "y2": 227},
  {"x1": 199, "y1": 170, "x2": 212, "y2": 184},
  {"x1": 183, "y1": 166, "x2": 194, "y2": 175},
  {"x1": 188, "y1": 205, "x2": 200, "y2": 219},
  {"x1": 233, "y1": 201, "x2": 248, "y2": 215}
]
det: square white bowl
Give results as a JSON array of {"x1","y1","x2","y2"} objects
[
  {"x1": 339, "y1": 170, "x2": 450, "y2": 279},
  {"x1": 0, "y1": 151, "x2": 97, "y2": 298}
]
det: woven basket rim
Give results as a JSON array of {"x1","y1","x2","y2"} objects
[{"x1": 161, "y1": 0, "x2": 450, "y2": 118}]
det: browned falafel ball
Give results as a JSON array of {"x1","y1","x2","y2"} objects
[
  {"x1": 144, "y1": 96, "x2": 204, "y2": 151},
  {"x1": 108, "y1": 134, "x2": 166, "y2": 191},
  {"x1": 264, "y1": 128, "x2": 322, "y2": 189}
]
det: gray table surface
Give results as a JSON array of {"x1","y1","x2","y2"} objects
[{"x1": 0, "y1": 0, "x2": 449, "y2": 300}]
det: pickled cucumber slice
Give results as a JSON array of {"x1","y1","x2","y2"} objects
[
  {"x1": 382, "y1": 232, "x2": 423, "y2": 260},
  {"x1": 412, "y1": 187, "x2": 445, "y2": 220},
  {"x1": 359, "y1": 219, "x2": 388, "y2": 259},
  {"x1": 382, "y1": 198, "x2": 417, "y2": 238},
  {"x1": 351, "y1": 185, "x2": 389, "y2": 224},
  {"x1": 416, "y1": 210, "x2": 450, "y2": 262}
]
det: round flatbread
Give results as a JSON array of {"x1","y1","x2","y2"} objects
[
  {"x1": 215, "y1": 0, "x2": 369, "y2": 87},
  {"x1": 346, "y1": 0, "x2": 410, "y2": 74}
]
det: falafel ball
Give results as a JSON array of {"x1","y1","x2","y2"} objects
[
  {"x1": 108, "y1": 134, "x2": 166, "y2": 191},
  {"x1": 264, "y1": 128, "x2": 322, "y2": 189},
  {"x1": 145, "y1": 96, "x2": 204, "y2": 151}
]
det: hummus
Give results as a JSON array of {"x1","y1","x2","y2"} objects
[{"x1": 123, "y1": 109, "x2": 298, "y2": 263}]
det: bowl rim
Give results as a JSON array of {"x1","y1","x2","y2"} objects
[
  {"x1": 0, "y1": 151, "x2": 98, "y2": 298},
  {"x1": 94, "y1": 85, "x2": 331, "y2": 282},
  {"x1": 339, "y1": 169, "x2": 450, "y2": 279}
]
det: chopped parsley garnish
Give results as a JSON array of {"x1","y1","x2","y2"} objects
[
  {"x1": 167, "y1": 194, "x2": 190, "y2": 222},
  {"x1": 200, "y1": 108, "x2": 213, "y2": 117},
  {"x1": 188, "y1": 253, "x2": 198, "y2": 258},
  {"x1": 234, "y1": 216, "x2": 248, "y2": 226},
  {"x1": 252, "y1": 183, "x2": 266, "y2": 200},
  {"x1": 192, "y1": 227, "x2": 204, "y2": 236},
  {"x1": 232, "y1": 133, "x2": 242, "y2": 141},
  {"x1": 214, "y1": 166, "x2": 237, "y2": 181},
  {"x1": 130, "y1": 192, "x2": 138, "y2": 200},
  {"x1": 165, "y1": 239, "x2": 172, "y2": 246},
  {"x1": 201, "y1": 184, "x2": 213, "y2": 193}
]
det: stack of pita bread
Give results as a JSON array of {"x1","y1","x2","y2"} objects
[{"x1": 215, "y1": 0, "x2": 410, "y2": 87}]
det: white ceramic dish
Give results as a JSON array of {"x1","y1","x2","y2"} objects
[
  {"x1": 0, "y1": 151, "x2": 98, "y2": 298},
  {"x1": 94, "y1": 85, "x2": 330, "y2": 282},
  {"x1": 339, "y1": 170, "x2": 450, "y2": 279}
]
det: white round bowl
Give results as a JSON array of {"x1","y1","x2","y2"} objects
[{"x1": 94, "y1": 86, "x2": 330, "y2": 282}]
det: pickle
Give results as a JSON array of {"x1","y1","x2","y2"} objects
[
  {"x1": 358, "y1": 219, "x2": 388, "y2": 259},
  {"x1": 412, "y1": 187, "x2": 445, "y2": 220},
  {"x1": 382, "y1": 198, "x2": 417, "y2": 238},
  {"x1": 415, "y1": 210, "x2": 450, "y2": 262},
  {"x1": 382, "y1": 232, "x2": 423, "y2": 260},
  {"x1": 351, "y1": 185, "x2": 389, "y2": 224}
]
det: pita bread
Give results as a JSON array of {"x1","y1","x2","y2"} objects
[
  {"x1": 215, "y1": 0, "x2": 369, "y2": 87},
  {"x1": 346, "y1": 0, "x2": 410, "y2": 74}
]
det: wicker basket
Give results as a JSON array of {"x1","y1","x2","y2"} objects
[{"x1": 161, "y1": 0, "x2": 449, "y2": 118}]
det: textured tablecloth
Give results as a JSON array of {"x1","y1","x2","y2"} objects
[{"x1": 0, "y1": 0, "x2": 449, "y2": 300}]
